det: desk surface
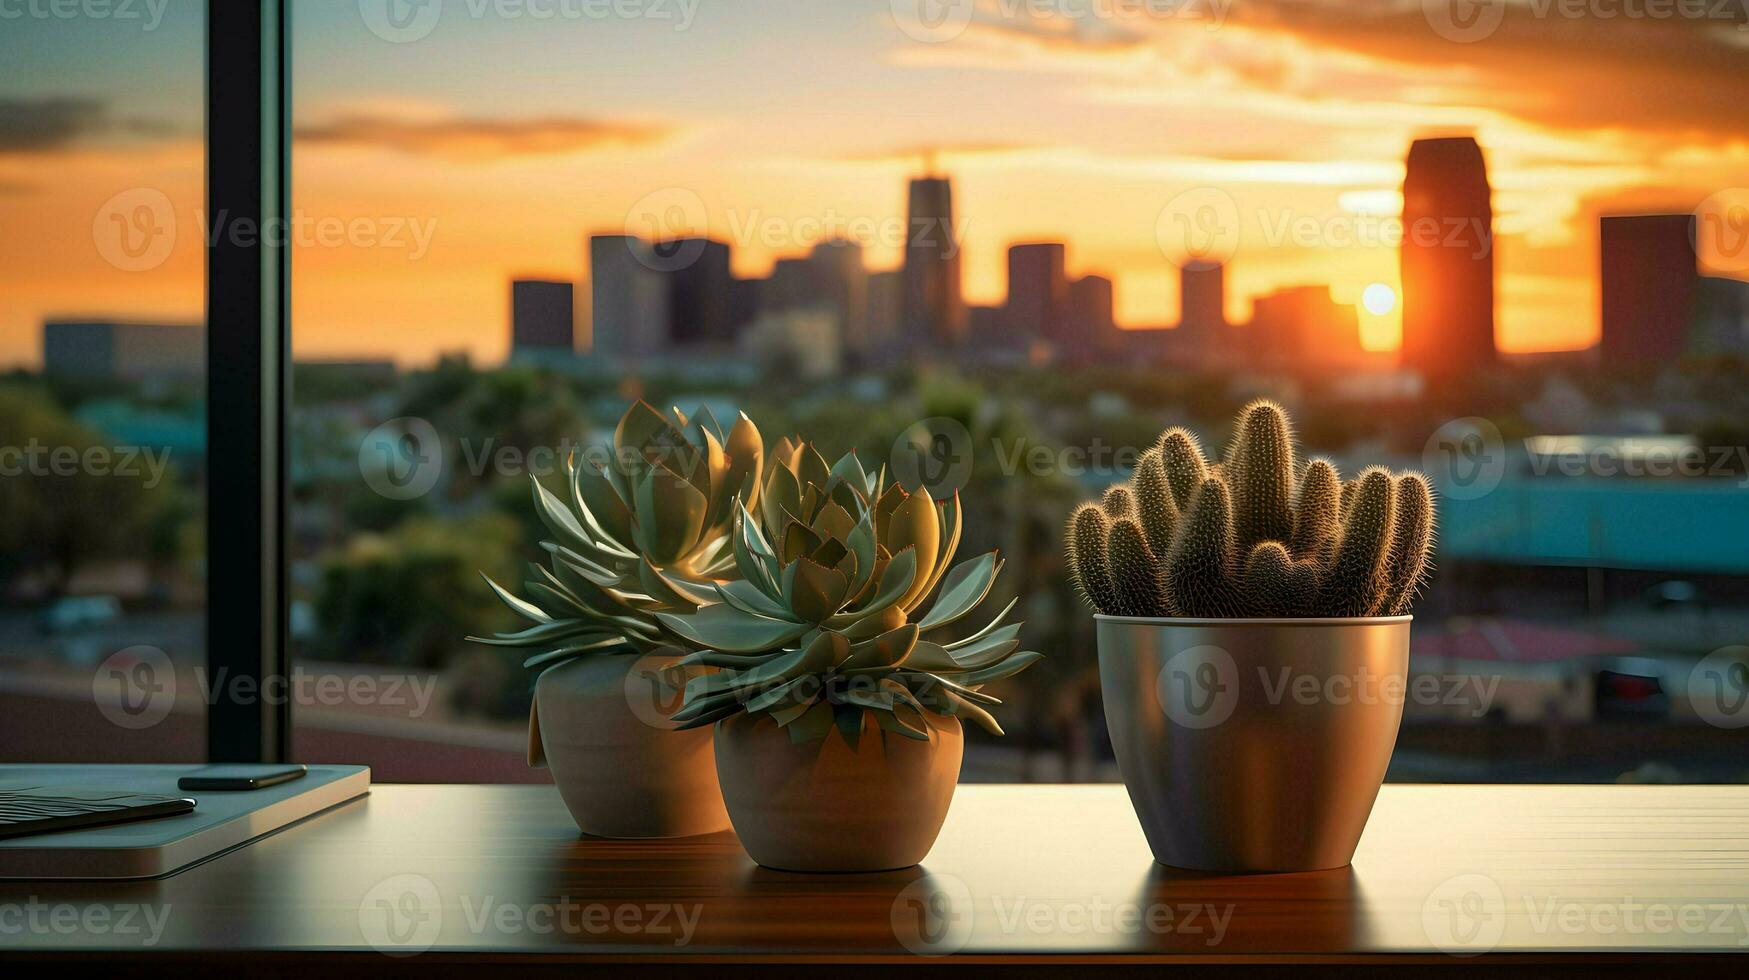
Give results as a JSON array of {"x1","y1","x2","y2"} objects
[{"x1": 4, "y1": 783, "x2": 1749, "y2": 973}]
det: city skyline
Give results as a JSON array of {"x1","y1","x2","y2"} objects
[{"x1": 6, "y1": 3, "x2": 1749, "y2": 367}]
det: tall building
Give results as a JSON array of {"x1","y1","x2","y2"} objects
[
  {"x1": 865, "y1": 270, "x2": 903, "y2": 352},
  {"x1": 42, "y1": 320, "x2": 203, "y2": 379},
  {"x1": 510, "y1": 279, "x2": 574, "y2": 355},
  {"x1": 902, "y1": 176, "x2": 965, "y2": 346},
  {"x1": 656, "y1": 237, "x2": 734, "y2": 345},
  {"x1": 1068, "y1": 274, "x2": 1117, "y2": 358},
  {"x1": 1690, "y1": 276, "x2": 1749, "y2": 356},
  {"x1": 763, "y1": 257, "x2": 817, "y2": 313},
  {"x1": 1600, "y1": 214, "x2": 1699, "y2": 364},
  {"x1": 588, "y1": 235, "x2": 668, "y2": 358},
  {"x1": 1247, "y1": 285, "x2": 1362, "y2": 371},
  {"x1": 1005, "y1": 243, "x2": 1068, "y2": 347},
  {"x1": 1400, "y1": 136, "x2": 1496, "y2": 379},
  {"x1": 1177, "y1": 260, "x2": 1226, "y2": 355},
  {"x1": 809, "y1": 239, "x2": 868, "y2": 354}
]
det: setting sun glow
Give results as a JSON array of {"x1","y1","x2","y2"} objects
[{"x1": 1361, "y1": 283, "x2": 1397, "y2": 317}]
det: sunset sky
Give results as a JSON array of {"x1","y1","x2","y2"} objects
[{"x1": 3, "y1": 0, "x2": 1748, "y2": 368}]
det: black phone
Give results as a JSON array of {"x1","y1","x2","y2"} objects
[{"x1": 178, "y1": 764, "x2": 308, "y2": 791}]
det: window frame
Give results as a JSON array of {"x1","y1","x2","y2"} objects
[{"x1": 205, "y1": 0, "x2": 290, "y2": 762}]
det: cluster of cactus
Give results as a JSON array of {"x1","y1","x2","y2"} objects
[
  {"x1": 468, "y1": 401, "x2": 765, "y2": 670},
  {"x1": 1066, "y1": 400, "x2": 1435, "y2": 619}
]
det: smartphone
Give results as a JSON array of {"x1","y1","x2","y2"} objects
[{"x1": 178, "y1": 764, "x2": 308, "y2": 791}]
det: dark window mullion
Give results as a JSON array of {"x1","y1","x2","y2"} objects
[{"x1": 205, "y1": 0, "x2": 290, "y2": 763}]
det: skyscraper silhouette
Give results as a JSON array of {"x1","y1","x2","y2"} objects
[
  {"x1": 1006, "y1": 243, "x2": 1067, "y2": 346},
  {"x1": 510, "y1": 279, "x2": 574, "y2": 354},
  {"x1": 1178, "y1": 260, "x2": 1226, "y2": 350},
  {"x1": 1600, "y1": 214, "x2": 1699, "y2": 364},
  {"x1": 1400, "y1": 136, "x2": 1496, "y2": 380},
  {"x1": 1068, "y1": 274, "x2": 1116, "y2": 359},
  {"x1": 588, "y1": 235, "x2": 668, "y2": 358},
  {"x1": 903, "y1": 176, "x2": 965, "y2": 346},
  {"x1": 655, "y1": 238, "x2": 734, "y2": 344}
]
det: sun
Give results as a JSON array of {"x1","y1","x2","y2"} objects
[{"x1": 1361, "y1": 282, "x2": 1396, "y2": 316}]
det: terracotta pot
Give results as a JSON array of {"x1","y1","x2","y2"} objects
[
  {"x1": 1097, "y1": 614, "x2": 1410, "y2": 873},
  {"x1": 713, "y1": 709, "x2": 963, "y2": 872},
  {"x1": 531, "y1": 650, "x2": 730, "y2": 838}
]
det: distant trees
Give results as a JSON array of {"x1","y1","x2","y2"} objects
[{"x1": 0, "y1": 386, "x2": 176, "y2": 598}]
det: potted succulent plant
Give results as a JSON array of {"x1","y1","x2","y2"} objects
[
  {"x1": 1067, "y1": 400, "x2": 1435, "y2": 873},
  {"x1": 469, "y1": 401, "x2": 763, "y2": 838},
  {"x1": 659, "y1": 439, "x2": 1042, "y2": 872}
]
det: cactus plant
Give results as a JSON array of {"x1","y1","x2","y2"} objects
[
  {"x1": 467, "y1": 400, "x2": 764, "y2": 669},
  {"x1": 1065, "y1": 400, "x2": 1436, "y2": 618},
  {"x1": 659, "y1": 440, "x2": 1042, "y2": 743}
]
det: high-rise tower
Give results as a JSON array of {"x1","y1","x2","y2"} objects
[
  {"x1": 1400, "y1": 136, "x2": 1496, "y2": 380},
  {"x1": 902, "y1": 176, "x2": 965, "y2": 346}
]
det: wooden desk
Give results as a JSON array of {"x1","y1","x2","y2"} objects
[{"x1": 4, "y1": 784, "x2": 1749, "y2": 975}]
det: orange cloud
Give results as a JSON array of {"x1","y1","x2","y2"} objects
[{"x1": 292, "y1": 114, "x2": 676, "y2": 161}]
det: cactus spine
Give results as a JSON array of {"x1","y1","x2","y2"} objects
[
  {"x1": 1107, "y1": 518, "x2": 1168, "y2": 617},
  {"x1": 1227, "y1": 400, "x2": 1296, "y2": 554},
  {"x1": 1382, "y1": 473, "x2": 1436, "y2": 616},
  {"x1": 1066, "y1": 503, "x2": 1117, "y2": 615},
  {"x1": 1102, "y1": 485, "x2": 1134, "y2": 520},
  {"x1": 1130, "y1": 448, "x2": 1178, "y2": 557},
  {"x1": 1164, "y1": 478, "x2": 1245, "y2": 618},
  {"x1": 1067, "y1": 401, "x2": 1437, "y2": 619}
]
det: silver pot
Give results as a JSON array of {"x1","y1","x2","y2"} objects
[{"x1": 1097, "y1": 615, "x2": 1410, "y2": 873}]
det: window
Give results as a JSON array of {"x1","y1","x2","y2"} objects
[
  {"x1": 9, "y1": 2, "x2": 1746, "y2": 783},
  {"x1": 0, "y1": 2, "x2": 208, "y2": 761}
]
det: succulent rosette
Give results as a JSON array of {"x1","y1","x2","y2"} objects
[
  {"x1": 659, "y1": 438, "x2": 1042, "y2": 743},
  {"x1": 469, "y1": 401, "x2": 764, "y2": 669}
]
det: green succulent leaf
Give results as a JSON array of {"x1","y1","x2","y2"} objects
[
  {"x1": 520, "y1": 637, "x2": 629, "y2": 670},
  {"x1": 918, "y1": 551, "x2": 1001, "y2": 631},
  {"x1": 714, "y1": 579, "x2": 791, "y2": 620},
  {"x1": 840, "y1": 623, "x2": 920, "y2": 673},
  {"x1": 782, "y1": 557, "x2": 850, "y2": 623},
  {"x1": 873, "y1": 703, "x2": 931, "y2": 740},
  {"x1": 479, "y1": 572, "x2": 552, "y2": 624},
  {"x1": 839, "y1": 546, "x2": 917, "y2": 623},
  {"x1": 657, "y1": 603, "x2": 809, "y2": 653},
  {"x1": 633, "y1": 464, "x2": 709, "y2": 566},
  {"x1": 938, "y1": 623, "x2": 1023, "y2": 671},
  {"x1": 954, "y1": 650, "x2": 1044, "y2": 687},
  {"x1": 569, "y1": 460, "x2": 636, "y2": 554},
  {"x1": 530, "y1": 477, "x2": 595, "y2": 555},
  {"x1": 944, "y1": 595, "x2": 1018, "y2": 650}
]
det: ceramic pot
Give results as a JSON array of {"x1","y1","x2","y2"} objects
[
  {"x1": 713, "y1": 709, "x2": 963, "y2": 872},
  {"x1": 531, "y1": 650, "x2": 730, "y2": 838},
  {"x1": 1097, "y1": 615, "x2": 1410, "y2": 873}
]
